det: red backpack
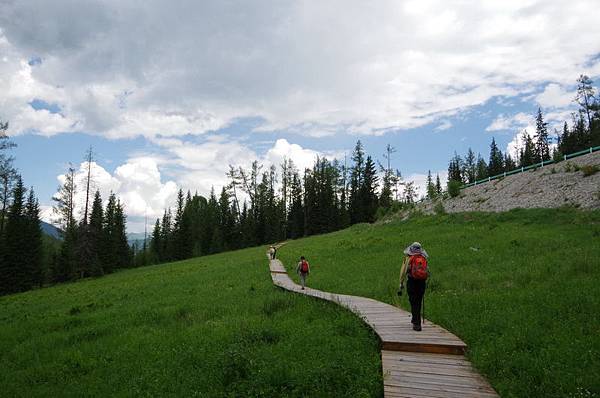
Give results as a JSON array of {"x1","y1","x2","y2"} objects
[
  {"x1": 409, "y1": 254, "x2": 428, "y2": 280},
  {"x1": 300, "y1": 260, "x2": 309, "y2": 273}
]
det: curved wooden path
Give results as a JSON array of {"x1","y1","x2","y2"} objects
[{"x1": 269, "y1": 256, "x2": 499, "y2": 397}]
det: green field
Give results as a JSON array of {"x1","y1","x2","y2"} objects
[
  {"x1": 1, "y1": 208, "x2": 599, "y2": 397},
  {"x1": 0, "y1": 246, "x2": 381, "y2": 397},
  {"x1": 279, "y1": 208, "x2": 600, "y2": 398}
]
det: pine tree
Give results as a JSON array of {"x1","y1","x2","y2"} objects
[
  {"x1": 1, "y1": 176, "x2": 27, "y2": 294},
  {"x1": 150, "y1": 218, "x2": 162, "y2": 262},
  {"x1": 519, "y1": 131, "x2": 536, "y2": 167},
  {"x1": 349, "y1": 140, "x2": 365, "y2": 224},
  {"x1": 592, "y1": 99, "x2": 600, "y2": 147},
  {"x1": 24, "y1": 188, "x2": 43, "y2": 288},
  {"x1": 161, "y1": 208, "x2": 173, "y2": 260},
  {"x1": 101, "y1": 193, "x2": 118, "y2": 273},
  {"x1": 114, "y1": 199, "x2": 132, "y2": 268},
  {"x1": 52, "y1": 164, "x2": 76, "y2": 231},
  {"x1": 447, "y1": 152, "x2": 463, "y2": 183},
  {"x1": 487, "y1": 138, "x2": 504, "y2": 176},
  {"x1": 288, "y1": 171, "x2": 304, "y2": 239},
  {"x1": 559, "y1": 121, "x2": 570, "y2": 155},
  {"x1": 475, "y1": 154, "x2": 488, "y2": 180},
  {"x1": 0, "y1": 120, "x2": 17, "y2": 234},
  {"x1": 463, "y1": 148, "x2": 477, "y2": 183},
  {"x1": 173, "y1": 189, "x2": 193, "y2": 260},
  {"x1": 575, "y1": 74, "x2": 596, "y2": 130},
  {"x1": 361, "y1": 156, "x2": 379, "y2": 222},
  {"x1": 379, "y1": 144, "x2": 396, "y2": 209},
  {"x1": 85, "y1": 191, "x2": 104, "y2": 276},
  {"x1": 504, "y1": 153, "x2": 517, "y2": 172},
  {"x1": 572, "y1": 112, "x2": 589, "y2": 150},
  {"x1": 534, "y1": 108, "x2": 550, "y2": 162},
  {"x1": 403, "y1": 181, "x2": 417, "y2": 204},
  {"x1": 435, "y1": 174, "x2": 442, "y2": 195},
  {"x1": 426, "y1": 170, "x2": 436, "y2": 199}
]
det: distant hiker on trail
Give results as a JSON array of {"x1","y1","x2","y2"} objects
[
  {"x1": 268, "y1": 246, "x2": 275, "y2": 260},
  {"x1": 398, "y1": 242, "x2": 429, "y2": 331},
  {"x1": 296, "y1": 256, "x2": 310, "y2": 290}
]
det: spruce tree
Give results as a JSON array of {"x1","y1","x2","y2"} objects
[
  {"x1": 463, "y1": 148, "x2": 477, "y2": 183},
  {"x1": 360, "y1": 156, "x2": 379, "y2": 223},
  {"x1": 519, "y1": 131, "x2": 536, "y2": 167},
  {"x1": 349, "y1": 140, "x2": 365, "y2": 224},
  {"x1": 475, "y1": 155, "x2": 488, "y2": 180},
  {"x1": 379, "y1": 144, "x2": 396, "y2": 209},
  {"x1": 288, "y1": 172, "x2": 304, "y2": 239},
  {"x1": 114, "y1": 199, "x2": 131, "y2": 268},
  {"x1": 534, "y1": 108, "x2": 550, "y2": 162},
  {"x1": 447, "y1": 152, "x2": 463, "y2": 183},
  {"x1": 504, "y1": 153, "x2": 517, "y2": 172},
  {"x1": 24, "y1": 188, "x2": 44, "y2": 288},
  {"x1": 101, "y1": 193, "x2": 117, "y2": 273},
  {"x1": 1, "y1": 176, "x2": 27, "y2": 294},
  {"x1": 161, "y1": 209, "x2": 173, "y2": 260},
  {"x1": 426, "y1": 170, "x2": 436, "y2": 199},
  {"x1": 150, "y1": 219, "x2": 162, "y2": 262},
  {"x1": 173, "y1": 189, "x2": 193, "y2": 259},
  {"x1": 487, "y1": 138, "x2": 504, "y2": 176},
  {"x1": 435, "y1": 174, "x2": 442, "y2": 195},
  {"x1": 0, "y1": 120, "x2": 17, "y2": 234},
  {"x1": 86, "y1": 191, "x2": 104, "y2": 276}
]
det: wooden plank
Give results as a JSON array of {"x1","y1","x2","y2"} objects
[
  {"x1": 386, "y1": 371, "x2": 495, "y2": 391},
  {"x1": 267, "y1": 256, "x2": 498, "y2": 397},
  {"x1": 383, "y1": 383, "x2": 498, "y2": 398}
]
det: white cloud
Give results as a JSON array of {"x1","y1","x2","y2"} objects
[
  {"x1": 47, "y1": 159, "x2": 178, "y2": 231},
  {"x1": 1, "y1": 1, "x2": 599, "y2": 139},
  {"x1": 265, "y1": 139, "x2": 321, "y2": 173},
  {"x1": 435, "y1": 120, "x2": 453, "y2": 131},
  {"x1": 535, "y1": 83, "x2": 575, "y2": 109},
  {"x1": 486, "y1": 112, "x2": 532, "y2": 132},
  {"x1": 402, "y1": 170, "x2": 448, "y2": 200}
]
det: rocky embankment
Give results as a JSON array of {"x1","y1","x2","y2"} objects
[{"x1": 421, "y1": 151, "x2": 600, "y2": 213}]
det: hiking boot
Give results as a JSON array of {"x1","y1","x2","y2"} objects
[{"x1": 412, "y1": 323, "x2": 422, "y2": 331}]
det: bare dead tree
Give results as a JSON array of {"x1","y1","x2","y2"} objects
[{"x1": 81, "y1": 146, "x2": 95, "y2": 225}]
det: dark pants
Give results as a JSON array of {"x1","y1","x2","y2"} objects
[{"x1": 407, "y1": 278, "x2": 426, "y2": 325}]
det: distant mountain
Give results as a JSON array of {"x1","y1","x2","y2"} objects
[
  {"x1": 39, "y1": 222, "x2": 149, "y2": 247},
  {"x1": 127, "y1": 232, "x2": 147, "y2": 244},
  {"x1": 41, "y1": 221, "x2": 62, "y2": 240}
]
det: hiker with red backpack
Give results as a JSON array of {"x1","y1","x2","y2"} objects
[
  {"x1": 398, "y1": 242, "x2": 429, "y2": 331},
  {"x1": 296, "y1": 256, "x2": 310, "y2": 290}
]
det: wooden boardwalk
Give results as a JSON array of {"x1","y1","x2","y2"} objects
[{"x1": 269, "y1": 257, "x2": 498, "y2": 397}]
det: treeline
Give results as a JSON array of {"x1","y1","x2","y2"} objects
[
  {"x1": 0, "y1": 138, "x2": 132, "y2": 296},
  {"x1": 446, "y1": 74, "x2": 600, "y2": 194},
  {"x1": 138, "y1": 141, "x2": 420, "y2": 264},
  {"x1": 0, "y1": 120, "x2": 45, "y2": 295},
  {"x1": 51, "y1": 151, "x2": 132, "y2": 282}
]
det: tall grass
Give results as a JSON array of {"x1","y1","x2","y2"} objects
[
  {"x1": 0, "y1": 246, "x2": 381, "y2": 397},
  {"x1": 279, "y1": 208, "x2": 600, "y2": 398}
]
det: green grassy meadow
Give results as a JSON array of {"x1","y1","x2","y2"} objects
[
  {"x1": 2, "y1": 208, "x2": 599, "y2": 397},
  {"x1": 278, "y1": 208, "x2": 600, "y2": 398},
  {"x1": 0, "y1": 246, "x2": 381, "y2": 397}
]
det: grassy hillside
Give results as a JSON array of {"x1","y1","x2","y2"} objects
[
  {"x1": 0, "y1": 246, "x2": 381, "y2": 397},
  {"x1": 279, "y1": 208, "x2": 600, "y2": 398}
]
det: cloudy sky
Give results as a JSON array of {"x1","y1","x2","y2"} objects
[{"x1": 1, "y1": 0, "x2": 599, "y2": 232}]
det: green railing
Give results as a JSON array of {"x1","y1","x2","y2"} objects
[{"x1": 461, "y1": 145, "x2": 600, "y2": 189}]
